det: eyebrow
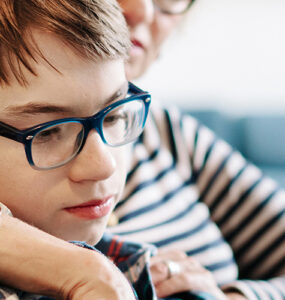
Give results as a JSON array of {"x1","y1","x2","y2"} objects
[{"x1": 5, "y1": 81, "x2": 129, "y2": 117}]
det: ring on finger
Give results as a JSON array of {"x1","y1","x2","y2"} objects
[{"x1": 162, "y1": 260, "x2": 181, "y2": 279}]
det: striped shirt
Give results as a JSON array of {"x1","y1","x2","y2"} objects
[{"x1": 109, "y1": 104, "x2": 285, "y2": 300}]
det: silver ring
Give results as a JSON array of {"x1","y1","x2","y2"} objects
[{"x1": 163, "y1": 260, "x2": 181, "y2": 279}]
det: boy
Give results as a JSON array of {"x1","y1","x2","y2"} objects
[
  {"x1": 0, "y1": 0, "x2": 153, "y2": 299},
  {"x1": 1, "y1": 0, "x2": 284, "y2": 299}
]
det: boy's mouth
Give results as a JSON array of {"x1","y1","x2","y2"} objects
[{"x1": 64, "y1": 196, "x2": 114, "y2": 220}]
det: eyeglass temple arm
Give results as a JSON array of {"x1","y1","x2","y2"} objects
[{"x1": 0, "y1": 121, "x2": 26, "y2": 143}]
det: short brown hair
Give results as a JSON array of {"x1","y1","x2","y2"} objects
[{"x1": 0, "y1": 0, "x2": 130, "y2": 86}]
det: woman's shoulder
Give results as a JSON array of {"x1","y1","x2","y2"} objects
[
  {"x1": 143, "y1": 103, "x2": 200, "y2": 147},
  {"x1": 150, "y1": 102, "x2": 199, "y2": 127}
]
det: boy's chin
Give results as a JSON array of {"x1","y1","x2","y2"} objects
[
  {"x1": 55, "y1": 227, "x2": 105, "y2": 246},
  {"x1": 84, "y1": 232, "x2": 104, "y2": 246},
  {"x1": 72, "y1": 230, "x2": 105, "y2": 246},
  {"x1": 49, "y1": 214, "x2": 111, "y2": 245}
]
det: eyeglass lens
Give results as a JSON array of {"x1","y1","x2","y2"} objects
[
  {"x1": 154, "y1": 0, "x2": 191, "y2": 14},
  {"x1": 31, "y1": 122, "x2": 84, "y2": 169},
  {"x1": 102, "y1": 99, "x2": 145, "y2": 146}
]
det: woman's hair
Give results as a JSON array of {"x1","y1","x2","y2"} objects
[{"x1": 0, "y1": 0, "x2": 130, "y2": 85}]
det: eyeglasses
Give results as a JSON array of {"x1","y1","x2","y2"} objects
[
  {"x1": 154, "y1": 0, "x2": 194, "y2": 15},
  {"x1": 0, "y1": 82, "x2": 151, "y2": 170}
]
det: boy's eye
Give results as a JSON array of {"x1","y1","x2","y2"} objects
[
  {"x1": 35, "y1": 127, "x2": 62, "y2": 143},
  {"x1": 40, "y1": 127, "x2": 61, "y2": 137}
]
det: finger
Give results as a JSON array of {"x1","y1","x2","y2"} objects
[
  {"x1": 150, "y1": 250, "x2": 187, "y2": 265},
  {"x1": 150, "y1": 261, "x2": 169, "y2": 285},
  {"x1": 183, "y1": 256, "x2": 203, "y2": 272},
  {"x1": 151, "y1": 257, "x2": 186, "y2": 285},
  {"x1": 150, "y1": 255, "x2": 201, "y2": 285},
  {"x1": 155, "y1": 269, "x2": 218, "y2": 298},
  {"x1": 155, "y1": 273, "x2": 192, "y2": 298}
]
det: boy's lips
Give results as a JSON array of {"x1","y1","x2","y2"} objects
[{"x1": 64, "y1": 196, "x2": 114, "y2": 220}]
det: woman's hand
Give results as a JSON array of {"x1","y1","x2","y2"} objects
[
  {"x1": 150, "y1": 250, "x2": 228, "y2": 299},
  {"x1": 0, "y1": 215, "x2": 135, "y2": 300}
]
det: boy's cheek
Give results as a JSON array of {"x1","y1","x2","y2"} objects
[
  {"x1": 0, "y1": 142, "x2": 26, "y2": 206},
  {"x1": 115, "y1": 148, "x2": 129, "y2": 197}
]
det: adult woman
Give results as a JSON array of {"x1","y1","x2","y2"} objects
[
  {"x1": 1, "y1": 0, "x2": 284, "y2": 299},
  {"x1": 108, "y1": 1, "x2": 284, "y2": 299}
]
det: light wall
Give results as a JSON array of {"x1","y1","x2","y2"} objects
[{"x1": 136, "y1": 0, "x2": 285, "y2": 115}]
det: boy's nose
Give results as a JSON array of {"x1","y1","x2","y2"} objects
[
  {"x1": 119, "y1": 0, "x2": 155, "y2": 27},
  {"x1": 68, "y1": 131, "x2": 116, "y2": 183}
]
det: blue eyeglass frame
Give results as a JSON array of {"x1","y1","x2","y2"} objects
[{"x1": 0, "y1": 82, "x2": 151, "y2": 170}]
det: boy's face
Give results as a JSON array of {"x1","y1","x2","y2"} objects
[{"x1": 0, "y1": 30, "x2": 129, "y2": 244}]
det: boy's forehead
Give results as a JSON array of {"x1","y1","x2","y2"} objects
[
  {"x1": 0, "y1": 81, "x2": 128, "y2": 123},
  {"x1": 0, "y1": 29, "x2": 127, "y2": 120},
  {"x1": 2, "y1": 28, "x2": 123, "y2": 87},
  {"x1": 30, "y1": 29, "x2": 93, "y2": 74}
]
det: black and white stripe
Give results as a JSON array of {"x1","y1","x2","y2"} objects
[{"x1": 109, "y1": 105, "x2": 285, "y2": 298}]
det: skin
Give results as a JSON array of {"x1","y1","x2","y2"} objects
[
  {"x1": 0, "y1": 28, "x2": 136, "y2": 300},
  {"x1": 150, "y1": 250, "x2": 247, "y2": 299},
  {"x1": 0, "y1": 29, "x2": 129, "y2": 245},
  {"x1": 0, "y1": 2, "x2": 247, "y2": 299},
  {"x1": 0, "y1": 215, "x2": 136, "y2": 300},
  {"x1": 118, "y1": 0, "x2": 182, "y2": 80}
]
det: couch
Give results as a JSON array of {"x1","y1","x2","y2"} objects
[{"x1": 188, "y1": 109, "x2": 285, "y2": 188}]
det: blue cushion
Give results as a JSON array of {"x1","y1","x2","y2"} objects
[
  {"x1": 241, "y1": 116, "x2": 285, "y2": 166},
  {"x1": 188, "y1": 109, "x2": 285, "y2": 187}
]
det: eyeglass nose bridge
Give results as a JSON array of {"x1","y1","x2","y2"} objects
[
  {"x1": 153, "y1": 0, "x2": 192, "y2": 15},
  {"x1": 82, "y1": 113, "x2": 108, "y2": 146}
]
